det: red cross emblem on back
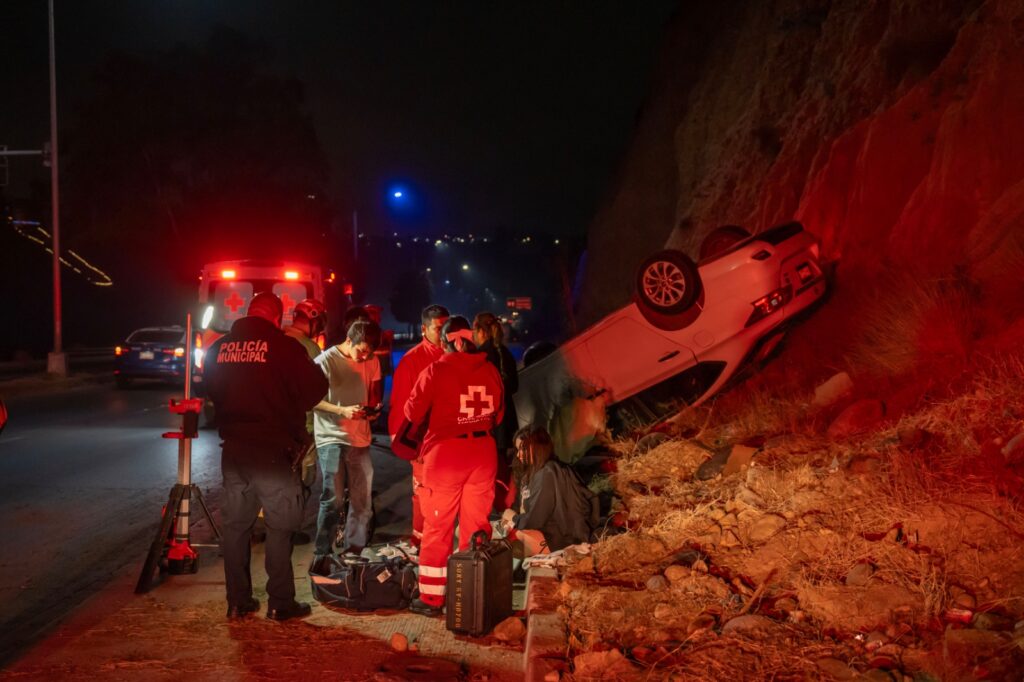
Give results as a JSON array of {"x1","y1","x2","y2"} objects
[
  {"x1": 460, "y1": 386, "x2": 494, "y2": 419},
  {"x1": 224, "y1": 291, "x2": 246, "y2": 313}
]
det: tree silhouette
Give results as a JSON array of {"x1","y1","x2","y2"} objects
[{"x1": 389, "y1": 269, "x2": 432, "y2": 335}]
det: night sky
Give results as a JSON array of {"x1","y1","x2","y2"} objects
[
  {"x1": 2, "y1": 1, "x2": 676, "y2": 237},
  {"x1": 1, "y1": 1, "x2": 677, "y2": 354}
]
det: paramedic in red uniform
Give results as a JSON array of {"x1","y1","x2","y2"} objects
[
  {"x1": 205, "y1": 292, "x2": 328, "y2": 621},
  {"x1": 388, "y1": 304, "x2": 449, "y2": 549},
  {"x1": 403, "y1": 315, "x2": 504, "y2": 616}
]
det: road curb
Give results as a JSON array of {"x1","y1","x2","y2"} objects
[{"x1": 523, "y1": 566, "x2": 569, "y2": 681}]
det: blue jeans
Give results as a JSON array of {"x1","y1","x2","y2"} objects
[{"x1": 314, "y1": 443, "x2": 373, "y2": 556}]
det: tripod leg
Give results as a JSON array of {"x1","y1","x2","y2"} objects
[
  {"x1": 135, "y1": 484, "x2": 186, "y2": 594},
  {"x1": 191, "y1": 484, "x2": 222, "y2": 542}
]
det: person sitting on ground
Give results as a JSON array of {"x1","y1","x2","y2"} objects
[{"x1": 500, "y1": 424, "x2": 598, "y2": 558}]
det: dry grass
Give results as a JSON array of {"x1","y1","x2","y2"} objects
[
  {"x1": 562, "y1": 350, "x2": 1024, "y2": 678},
  {"x1": 846, "y1": 271, "x2": 980, "y2": 378}
]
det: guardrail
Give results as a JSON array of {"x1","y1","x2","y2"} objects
[{"x1": 0, "y1": 347, "x2": 115, "y2": 378}]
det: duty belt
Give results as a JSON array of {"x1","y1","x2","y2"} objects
[{"x1": 456, "y1": 430, "x2": 490, "y2": 439}]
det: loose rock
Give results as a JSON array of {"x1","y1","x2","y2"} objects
[
  {"x1": 572, "y1": 649, "x2": 638, "y2": 680},
  {"x1": 493, "y1": 616, "x2": 526, "y2": 642},
  {"x1": 827, "y1": 399, "x2": 886, "y2": 439},
  {"x1": 816, "y1": 657, "x2": 856, "y2": 680},
  {"x1": 813, "y1": 372, "x2": 855, "y2": 407},
  {"x1": 389, "y1": 632, "x2": 409, "y2": 652},
  {"x1": 721, "y1": 614, "x2": 777, "y2": 636},
  {"x1": 747, "y1": 514, "x2": 787, "y2": 543},
  {"x1": 646, "y1": 575, "x2": 668, "y2": 592},
  {"x1": 845, "y1": 562, "x2": 875, "y2": 587},
  {"x1": 664, "y1": 565, "x2": 689, "y2": 582}
]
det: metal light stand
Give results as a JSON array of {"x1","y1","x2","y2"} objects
[{"x1": 136, "y1": 312, "x2": 222, "y2": 594}]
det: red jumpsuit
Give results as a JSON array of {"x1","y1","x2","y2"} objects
[
  {"x1": 389, "y1": 338, "x2": 444, "y2": 545},
  {"x1": 405, "y1": 352, "x2": 504, "y2": 607}
]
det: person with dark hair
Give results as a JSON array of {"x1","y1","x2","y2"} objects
[
  {"x1": 472, "y1": 312, "x2": 519, "y2": 510},
  {"x1": 342, "y1": 305, "x2": 369, "y2": 337},
  {"x1": 500, "y1": 424, "x2": 598, "y2": 557},
  {"x1": 284, "y1": 298, "x2": 328, "y2": 492},
  {"x1": 403, "y1": 315, "x2": 505, "y2": 616},
  {"x1": 310, "y1": 319, "x2": 383, "y2": 566},
  {"x1": 204, "y1": 291, "x2": 328, "y2": 621},
  {"x1": 388, "y1": 304, "x2": 450, "y2": 550}
]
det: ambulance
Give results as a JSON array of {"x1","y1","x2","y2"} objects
[{"x1": 191, "y1": 259, "x2": 332, "y2": 421}]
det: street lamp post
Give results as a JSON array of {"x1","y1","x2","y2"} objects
[{"x1": 46, "y1": 0, "x2": 66, "y2": 377}]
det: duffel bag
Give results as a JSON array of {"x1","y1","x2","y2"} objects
[{"x1": 310, "y1": 553, "x2": 418, "y2": 611}]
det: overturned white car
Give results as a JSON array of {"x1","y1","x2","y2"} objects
[{"x1": 515, "y1": 221, "x2": 828, "y2": 460}]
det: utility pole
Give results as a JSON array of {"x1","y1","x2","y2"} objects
[{"x1": 46, "y1": 0, "x2": 66, "y2": 377}]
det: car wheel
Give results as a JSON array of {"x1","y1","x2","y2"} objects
[
  {"x1": 699, "y1": 225, "x2": 751, "y2": 260},
  {"x1": 115, "y1": 375, "x2": 132, "y2": 389},
  {"x1": 635, "y1": 249, "x2": 701, "y2": 316}
]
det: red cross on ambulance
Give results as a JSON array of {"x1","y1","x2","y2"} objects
[
  {"x1": 224, "y1": 291, "x2": 246, "y2": 314},
  {"x1": 460, "y1": 386, "x2": 494, "y2": 419}
]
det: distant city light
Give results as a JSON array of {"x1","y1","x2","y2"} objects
[
  {"x1": 426, "y1": 267, "x2": 432, "y2": 272},
  {"x1": 435, "y1": 240, "x2": 443, "y2": 247},
  {"x1": 554, "y1": 239, "x2": 561, "y2": 245},
  {"x1": 461, "y1": 264, "x2": 470, "y2": 271},
  {"x1": 444, "y1": 279, "x2": 451, "y2": 286}
]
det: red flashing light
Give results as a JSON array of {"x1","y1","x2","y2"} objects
[
  {"x1": 284, "y1": 270, "x2": 300, "y2": 280},
  {"x1": 343, "y1": 283, "x2": 354, "y2": 296},
  {"x1": 221, "y1": 269, "x2": 237, "y2": 279}
]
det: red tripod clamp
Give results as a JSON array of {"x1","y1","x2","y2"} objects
[{"x1": 163, "y1": 398, "x2": 204, "y2": 439}]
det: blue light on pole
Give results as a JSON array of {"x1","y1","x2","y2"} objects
[{"x1": 393, "y1": 190, "x2": 403, "y2": 199}]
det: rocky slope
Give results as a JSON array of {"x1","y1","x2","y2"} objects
[{"x1": 578, "y1": 0, "x2": 1024, "y2": 335}]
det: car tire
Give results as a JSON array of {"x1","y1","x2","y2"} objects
[
  {"x1": 635, "y1": 249, "x2": 701, "y2": 317},
  {"x1": 699, "y1": 225, "x2": 751, "y2": 260}
]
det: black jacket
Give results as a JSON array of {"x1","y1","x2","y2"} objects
[
  {"x1": 479, "y1": 339, "x2": 519, "y2": 451},
  {"x1": 205, "y1": 316, "x2": 328, "y2": 459},
  {"x1": 515, "y1": 460, "x2": 598, "y2": 551}
]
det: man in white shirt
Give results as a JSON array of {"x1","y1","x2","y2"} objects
[{"x1": 311, "y1": 320, "x2": 383, "y2": 565}]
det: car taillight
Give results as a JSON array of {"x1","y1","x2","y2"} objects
[
  {"x1": 284, "y1": 270, "x2": 299, "y2": 280},
  {"x1": 745, "y1": 285, "x2": 792, "y2": 327},
  {"x1": 115, "y1": 345, "x2": 124, "y2": 356}
]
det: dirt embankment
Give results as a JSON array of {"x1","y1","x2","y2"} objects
[
  {"x1": 560, "y1": 356, "x2": 1024, "y2": 679},
  {"x1": 578, "y1": 0, "x2": 1024, "y2": 340}
]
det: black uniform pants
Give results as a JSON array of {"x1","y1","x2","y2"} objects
[{"x1": 221, "y1": 446, "x2": 304, "y2": 610}]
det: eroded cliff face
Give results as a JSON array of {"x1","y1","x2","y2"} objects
[{"x1": 580, "y1": 0, "x2": 1024, "y2": 338}]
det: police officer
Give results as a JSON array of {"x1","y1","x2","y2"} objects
[
  {"x1": 403, "y1": 315, "x2": 504, "y2": 615},
  {"x1": 205, "y1": 292, "x2": 328, "y2": 621}
]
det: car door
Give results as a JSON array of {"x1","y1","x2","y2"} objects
[{"x1": 582, "y1": 305, "x2": 697, "y2": 404}]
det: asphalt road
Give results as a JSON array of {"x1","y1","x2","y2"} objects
[{"x1": 0, "y1": 380, "x2": 413, "y2": 667}]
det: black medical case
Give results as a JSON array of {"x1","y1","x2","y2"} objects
[{"x1": 445, "y1": 531, "x2": 513, "y2": 636}]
